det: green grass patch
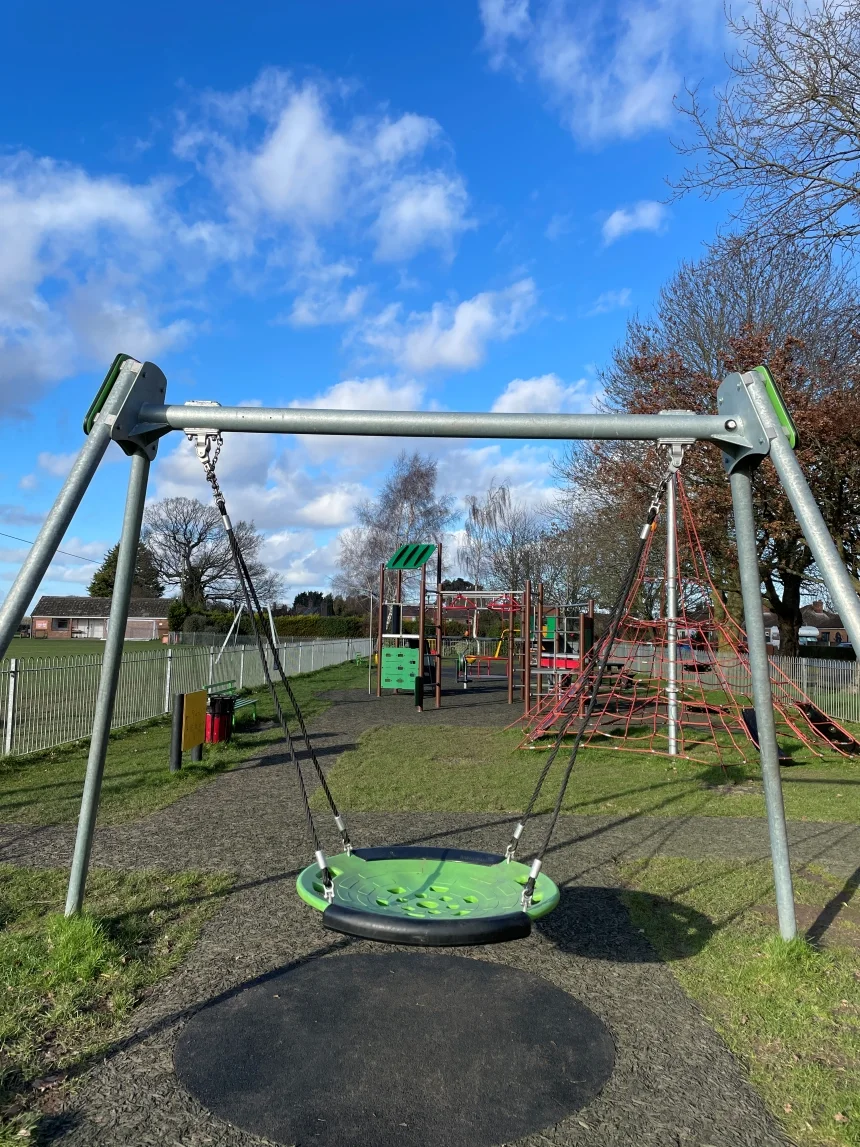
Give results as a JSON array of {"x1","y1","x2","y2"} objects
[
  {"x1": 0, "y1": 864, "x2": 230, "y2": 1142},
  {"x1": 3, "y1": 639, "x2": 166, "y2": 661},
  {"x1": 620, "y1": 857, "x2": 860, "y2": 1147},
  {"x1": 0, "y1": 660, "x2": 367, "y2": 826},
  {"x1": 313, "y1": 724, "x2": 860, "y2": 822}
]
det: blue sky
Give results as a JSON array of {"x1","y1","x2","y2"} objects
[{"x1": 0, "y1": 0, "x2": 735, "y2": 604}]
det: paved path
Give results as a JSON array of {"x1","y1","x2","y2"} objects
[{"x1": 6, "y1": 679, "x2": 856, "y2": 1146}]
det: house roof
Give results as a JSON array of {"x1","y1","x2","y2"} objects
[
  {"x1": 762, "y1": 606, "x2": 845, "y2": 630},
  {"x1": 32, "y1": 596, "x2": 171, "y2": 619}
]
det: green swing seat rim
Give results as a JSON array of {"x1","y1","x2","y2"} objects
[{"x1": 296, "y1": 845, "x2": 560, "y2": 947}]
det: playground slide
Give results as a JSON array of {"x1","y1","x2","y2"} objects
[{"x1": 794, "y1": 703, "x2": 860, "y2": 756}]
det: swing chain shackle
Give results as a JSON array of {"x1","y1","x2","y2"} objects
[
  {"x1": 505, "y1": 821, "x2": 525, "y2": 863},
  {"x1": 521, "y1": 858, "x2": 542, "y2": 909},
  {"x1": 183, "y1": 400, "x2": 224, "y2": 472},
  {"x1": 641, "y1": 454, "x2": 684, "y2": 539}
]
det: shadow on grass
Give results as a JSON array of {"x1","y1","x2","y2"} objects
[
  {"x1": 537, "y1": 884, "x2": 715, "y2": 962},
  {"x1": 806, "y1": 864, "x2": 860, "y2": 947}
]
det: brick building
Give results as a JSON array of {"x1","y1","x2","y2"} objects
[
  {"x1": 30, "y1": 597, "x2": 170, "y2": 641},
  {"x1": 763, "y1": 600, "x2": 851, "y2": 648}
]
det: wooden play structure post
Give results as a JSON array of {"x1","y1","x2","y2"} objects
[
  {"x1": 435, "y1": 544, "x2": 443, "y2": 709},
  {"x1": 506, "y1": 596, "x2": 514, "y2": 704},
  {"x1": 418, "y1": 561, "x2": 427, "y2": 712},
  {"x1": 376, "y1": 563, "x2": 384, "y2": 697},
  {"x1": 536, "y1": 583, "x2": 544, "y2": 707},
  {"x1": 523, "y1": 580, "x2": 532, "y2": 709}
]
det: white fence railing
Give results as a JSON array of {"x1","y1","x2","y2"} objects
[
  {"x1": 0, "y1": 638, "x2": 371, "y2": 758},
  {"x1": 610, "y1": 642, "x2": 860, "y2": 725}
]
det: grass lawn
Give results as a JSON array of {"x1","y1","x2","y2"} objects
[
  {"x1": 620, "y1": 857, "x2": 860, "y2": 1147},
  {"x1": 0, "y1": 660, "x2": 367, "y2": 826},
  {"x1": 314, "y1": 724, "x2": 860, "y2": 822},
  {"x1": 3, "y1": 639, "x2": 166, "y2": 661},
  {"x1": 0, "y1": 864, "x2": 230, "y2": 1143}
]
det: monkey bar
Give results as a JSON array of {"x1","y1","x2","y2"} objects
[{"x1": 1, "y1": 357, "x2": 859, "y2": 944}]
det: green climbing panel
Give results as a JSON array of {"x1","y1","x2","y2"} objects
[
  {"x1": 296, "y1": 851, "x2": 560, "y2": 922},
  {"x1": 381, "y1": 646, "x2": 419, "y2": 689}
]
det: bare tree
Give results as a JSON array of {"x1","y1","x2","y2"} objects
[
  {"x1": 143, "y1": 497, "x2": 283, "y2": 608},
  {"x1": 481, "y1": 496, "x2": 545, "y2": 591},
  {"x1": 675, "y1": 0, "x2": 860, "y2": 252},
  {"x1": 333, "y1": 452, "x2": 456, "y2": 597},
  {"x1": 652, "y1": 232, "x2": 860, "y2": 377},
  {"x1": 458, "y1": 483, "x2": 511, "y2": 588}
]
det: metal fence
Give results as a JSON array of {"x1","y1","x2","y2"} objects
[
  {"x1": 611, "y1": 642, "x2": 860, "y2": 725},
  {"x1": 0, "y1": 638, "x2": 371, "y2": 758}
]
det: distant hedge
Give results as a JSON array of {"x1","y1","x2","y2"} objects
[
  {"x1": 274, "y1": 615, "x2": 367, "y2": 638},
  {"x1": 795, "y1": 644, "x2": 856, "y2": 662}
]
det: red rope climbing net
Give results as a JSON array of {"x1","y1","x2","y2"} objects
[{"x1": 520, "y1": 475, "x2": 857, "y2": 767}]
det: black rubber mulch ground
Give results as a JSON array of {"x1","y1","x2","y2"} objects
[
  {"x1": 5, "y1": 678, "x2": 849, "y2": 1145},
  {"x1": 175, "y1": 952, "x2": 616, "y2": 1147}
]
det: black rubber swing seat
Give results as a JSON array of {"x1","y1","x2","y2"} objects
[{"x1": 296, "y1": 845, "x2": 561, "y2": 946}]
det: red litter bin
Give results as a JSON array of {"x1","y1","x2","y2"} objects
[{"x1": 205, "y1": 694, "x2": 236, "y2": 744}]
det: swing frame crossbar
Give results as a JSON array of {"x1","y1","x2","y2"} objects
[{"x1": 1, "y1": 358, "x2": 859, "y2": 944}]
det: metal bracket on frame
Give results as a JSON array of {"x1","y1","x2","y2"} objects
[
  {"x1": 716, "y1": 372, "x2": 773, "y2": 474},
  {"x1": 657, "y1": 409, "x2": 695, "y2": 470},
  {"x1": 108, "y1": 361, "x2": 172, "y2": 460}
]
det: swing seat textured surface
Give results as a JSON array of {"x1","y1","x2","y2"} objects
[
  {"x1": 296, "y1": 845, "x2": 560, "y2": 945},
  {"x1": 175, "y1": 953, "x2": 615, "y2": 1147}
]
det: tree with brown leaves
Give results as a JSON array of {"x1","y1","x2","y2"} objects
[{"x1": 559, "y1": 237, "x2": 860, "y2": 654}]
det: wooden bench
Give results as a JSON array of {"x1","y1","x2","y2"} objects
[{"x1": 208, "y1": 679, "x2": 258, "y2": 725}]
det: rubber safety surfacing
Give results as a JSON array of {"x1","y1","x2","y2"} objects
[{"x1": 175, "y1": 953, "x2": 615, "y2": 1147}]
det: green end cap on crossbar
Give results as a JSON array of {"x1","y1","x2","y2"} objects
[
  {"x1": 387, "y1": 543, "x2": 437, "y2": 570},
  {"x1": 754, "y1": 365, "x2": 798, "y2": 450},
  {"x1": 82, "y1": 353, "x2": 134, "y2": 435}
]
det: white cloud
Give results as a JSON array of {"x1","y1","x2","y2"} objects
[
  {"x1": 248, "y1": 87, "x2": 351, "y2": 224},
  {"x1": 177, "y1": 71, "x2": 469, "y2": 266},
  {"x1": 18, "y1": 474, "x2": 37, "y2": 491},
  {"x1": 545, "y1": 212, "x2": 573, "y2": 240},
  {"x1": 37, "y1": 451, "x2": 81, "y2": 478},
  {"x1": 372, "y1": 113, "x2": 441, "y2": 164},
  {"x1": 491, "y1": 372, "x2": 594, "y2": 413},
  {"x1": 479, "y1": 0, "x2": 531, "y2": 68},
  {"x1": 602, "y1": 201, "x2": 667, "y2": 244},
  {"x1": 151, "y1": 429, "x2": 369, "y2": 531},
  {"x1": 285, "y1": 262, "x2": 369, "y2": 327},
  {"x1": 0, "y1": 503, "x2": 43, "y2": 526},
  {"x1": 437, "y1": 442, "x2": 560, "y2": 510},
  {"x1": 0, "y1": 70, "x2": 473, "y2": 417},
  {"x1": 289, "y1": 376, "x2": 427, "y2": 469},
  {"x1": 373, "y1": 174, "x2": 471, "y2": 261},
  {"x1": 588, "y1": 287, "x2": 632, "y2": 314},
  {"x1": 263, "y1": 533, "x2": 343, "y2": 591},
  {"x1": 294, "y1": 376, "x2": 425, "y2": 412},
  {"x1": 359, "y1": 279, "x2": 537, "y2": 372},
  {"x1": 0, "y1": 153, "x2": 189, "y2": 413},
  {"x1": 478, "y1": 0, "x2": 724, "y2": 142}
]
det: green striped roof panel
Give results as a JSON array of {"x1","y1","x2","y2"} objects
[{"x1": 386, "y1": 543, "x2": 437, "y2": 570}]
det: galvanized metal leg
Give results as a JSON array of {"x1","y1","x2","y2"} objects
[
  {"x1": 665, "y1": 472, "x2": 679, "y2": 755},
  {"x1": 730, "y1": 463, "x2": 797, "y2": 941},
  {"x1": 0, "y1": 363, "x2": 139, "y2": 659},
  {"x1": 751, "y1": 399, "x2": 860, "y2": 652},
  {"x1": 65, "y1": 450, "x2": 150, "y2": 916}
]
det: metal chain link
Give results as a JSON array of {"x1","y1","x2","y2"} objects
[{"x1": 186, "y1": 421, "x2": 351, "y2": 881}]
